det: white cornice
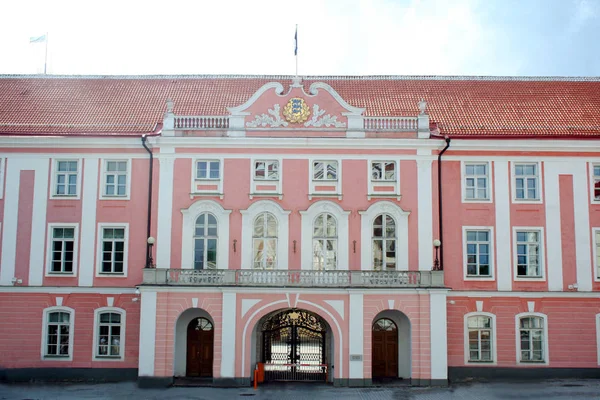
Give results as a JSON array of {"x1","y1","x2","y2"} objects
[
  {"x1": 0, "y1": 286, "x2": 137, "y2": 294},
  {"x1": 0, "y1": 136, "x2": 148, "y2": 148},
  {"x1": 448, "y1": 291, "x2": 600, "y2": 298}
]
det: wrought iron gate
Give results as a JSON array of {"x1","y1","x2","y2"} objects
[{"x1": 261, "y1": 309, "x2": 327, "y2": 382}]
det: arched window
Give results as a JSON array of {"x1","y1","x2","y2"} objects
[
  {"x1": 313, "y1": 213, "x2": 337, "y2": 270},
  {"x1": 518, "y1": 315, "x2": 546, "y2": 362},
  {"x1": 373, "y1": 318, "x2": 397, "y2": 331},
  {"x1": 41, "y1": 306, "x2": 75, "y2": 360},
  {"x1": 253, "y1": 212, "x2": 277, "y2": 269},
  {"x1": 467, "y1": 315, "x2": 492, "y2": 362},
  {"x1": 94, "y1": 308, "x2": 125, "y2": 360},
  {"x1": 372, "y1": 214, "x2": 396, "y2": 270},
  {"x1": 194, "y1": 213, "x2": 218, "y2": 270}
]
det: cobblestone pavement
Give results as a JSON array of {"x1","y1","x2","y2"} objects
[{"x1": 1, "y1": 380, "x2": 600, "y2": 400}]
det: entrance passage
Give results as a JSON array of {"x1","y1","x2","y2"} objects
[
  {"x1": 372, "y1": 318, "x2": 398, "y2": 379},
  {"x1": 186, "y1": 317, "x2": 214, "y2": 377},
  {"x1": 261, "y1": 309, "x2": 327, "y2": 382}
]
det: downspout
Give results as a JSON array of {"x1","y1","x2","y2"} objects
[
  {"x1": 141, "y1": 135, "x2": 153, "y2": 268},
  {"x1": 437, "y1": 136, "x2": 451, "y2": 270}
]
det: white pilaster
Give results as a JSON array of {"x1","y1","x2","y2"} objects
[
  {"x1": 27, "y1": 159, "x2": 50, "y2": 286},
  {"x1": 417, "y1": 159, "x2": 433, "y2": 270},
  {"x1": 429, "y1": 292, "x2": 448, "y2": 381},
  {"x1": 156, "y1": 156, "x2": 175, "y2": 268},
  {"x1": 138, "y1": 291, "x2": 157, "y2": 376},
  {"x1": 572, "y1": 161, "x2": 592, "y2": 291},
  {"x1": 348, "y1": 293, "x2": 364, "y2": 379},
  {"x1": 220, "y1": 292, "x2": 237, "y2": 377},
  {"x1": 78, "y1": 157, "x2": 99, "y2": 287},
  {"x1": 494, "y1": 161, "x2": 512, "y2": 291},
  {"x1": 544, "y1": 162, "x2": 563, "y2": 291},
  {"x1": 1, "y1": 158, "x2": 22, "y2": 285}
]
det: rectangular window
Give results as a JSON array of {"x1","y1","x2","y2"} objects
[
  {"x1": 45, "y1": 311, "x2": 70, "y2": 357},
  {"x1": 313, "y1": 161, "x2": 338, "y2": 181},
  {"x1": 594, "y1": 165, "x2": 600, "y2": 201},
  {"x1": 467, "y1": 316, "x2": 493, "y2": 362},
  {"x1": 254, "y1": 160, "x2": 279, "y2": 180},
  {"x1": 50, "y1": 227, "x2": 75, "y2": 273},
  {"x1": 519, "y1": 316, "x2": 545, "y2": 362},
  {"x1": 465, "y1": 163, "x2": 489, "y2": 200},
  {"x1": 596, "y1": 230, "x2": 600, "y2": 279},
  {"x1": 55, "y1": 160, "x2": 79, "y2": 196},
  {"x1": 515, "y1": 163, "x2": 539, "y2": 200},
  {"x1": 466, "y1": 230, "x2": 491, "y2": 276},
  {"x1": 196, "y1": 160, "x2": 220, "y2": 180},
  {"x1": 371, "y1": 161, "x2": 395, "y2": 181},
  {"x1": 516, "y1": 230, "x2": 541, "y2": 277},
  {"x1": 97, "y1": 312, "x2": 122, "y2": 358},
  {"x1": 104, "y1": 160, "x2": 128, "y2": 197},
  {"x1": 100, "y1": 227, "x2": 126, "y2": 274}
]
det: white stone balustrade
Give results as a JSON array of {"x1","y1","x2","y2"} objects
[
  {"x1": 174, "y1": 116, "x2": 230, "y2": 129},
  {"x1": 363, "y1": 116, "x2": 418, "y2": 131}
]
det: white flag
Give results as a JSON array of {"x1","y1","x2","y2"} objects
[{"x1": 29, "y1": 35, "x2": 47, "y2": 44}]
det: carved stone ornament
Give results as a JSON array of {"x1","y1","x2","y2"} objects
[
  {"x1": 418, "y1": 99, "x2": 427, "y2": 115},
  {"x1": 304, "y1": 104, "x2": 346, "y2": 128},
  {"x1": 246, "y1": 104, "x2": 289, "y2": 128},
  {"x1": 283, "y1": 97, "x2": 311, "y2": 124}
]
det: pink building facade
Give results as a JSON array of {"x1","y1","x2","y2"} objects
[{"x1": 0, "y1": 75, "x2": 599, "y2": 386}]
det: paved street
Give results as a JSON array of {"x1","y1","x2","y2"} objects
[{"x1": 1, "y1": 380, "x2": 599, "y2": 400}]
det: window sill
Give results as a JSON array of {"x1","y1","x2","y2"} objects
[
  {"x1": 100, "y1": 196, "x2": 129, "y2": 201},
  {"x1": 308, "y1": 193, "x2": 342, "y2": 200},
  {"x1": 97, "y1": 273, "x2": 126, "y2": 277},
  {"x1": 467, "y1": 360, "x2": 495, "y2": 364},
  {"x1": 465, "y1": 275, "x2": 494, "y2": 281},
  {"x1": 249, "y1": 192, "x2": 283, "y2": 200},
  {"x1": 94, "y1": 356, "x2": 123, "y2": 360},
  {"x1": 47, "y1": 272, "x2": 75, "y2": 276},
  {"x1": 518, "y1": 360, "x2": 546, "y2": 364},
  {"x1": 367, "y1": 193, "x2": 401, "y2": 201},
  {"x1": 189, "y1": 192, "x2": 224, "y2": 199}
]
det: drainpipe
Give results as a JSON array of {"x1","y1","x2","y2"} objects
[
  {"x1": 141, "y1": 135, "x2": 153, "y2": 268},
  {"x1": 437, "y1": 136, "x2": 451, "y2": 270}
]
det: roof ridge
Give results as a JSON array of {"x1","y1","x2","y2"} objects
[{"x1": 1, "y1": 74, "x2": 600, "y2": 82}]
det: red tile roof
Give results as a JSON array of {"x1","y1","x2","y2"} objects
[{"x1": 0, "y1": 75, "x2": 599, "y2": 137}]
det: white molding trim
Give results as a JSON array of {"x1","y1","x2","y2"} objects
[
  {"x1": 512, "y1": 226, "x2": 546, "y2": 281},
  {"x1": 448, "y1": 291, "x2": 600, "y2": 298},
  {"x1": 300, "y1": 201, "x2": 350, "y2": 270},
  {"x1": 462, "y1": 226, "x2": 495, "y2": 281},
  {"x1": 359, "y1": 201, "x2": 410, "y2": 271},
  {"x1": 463, "y1": 311, "x2": 498, "y2": 366},
  {"x1": 41, "y1": 306, "x2": 75, "y2": 361},
  {"x1": 191, "y1": 157, "x2": 224, "y2": 198},
  {"x1": 240, "y1": 200, "x2": 290, "y2": 270},
  {"x1": 0, "y1": 287, "x2": 136, "y2": 294},
  {"x1": 511, "y1": 161, "x2": 543, "y2": 204},
  {"x1": 572, "y1": 161, "x2": 592, "y2": 291},
  {"x1": 494, "y1": 161, "x2": 512, "y2": 291},
  {"x1": 544, "y1": 161, "x2": 562, "y2": 291},
  {"x1": 95, "y1": 223, "x2": 129, "y2": 277},
  {"x1": 49, "y1": 158, "x2": 83, "y2": 200},
  {"x1": 45, "y1": 223, "x2": 80, "y2": 277},
  {"x1": 79, "y1": 157, "x2": 99, "y2": 287},
  {"x1": 348, "y1": 293, "x2": 364, "y2": 379},
  {"x1": 592, "y1": 228, "x2": 600, "y2": 282},
  {"x1": 430, "y1": 292, "x2": 448, "y2": 379},
  {"x1": 138, "y1": 291, "x2": 157, "y2": 376},
  {"x1": 0, "y1": 157, "x2": 5, "y2": 199},
  {"x1": 27, "y1": 158, "x2": 50, "y2": 286},
  {"x1": 367, "y1": 159, "x2": 401, "y2": 200},
  {"x1": 461, "y1": 161, "x2": 493, "y2": 203},
  {"x1": 181, "y1": 200, "x2": 231, "y2": 269},
  {"x1": 99, "y1": 158, "x2": 132, "y2": 200},
  {"x1": 220, "y1": 292, "x2": 237, "y2": 377},
  {"x1": 514, "y1": 312, "x2": 549, "y2": 365},
  {"x1": 157, "y1": 157, "x2": 175, "y2": 268},
  {"x1": 417, "y1": 159, "x2": 433, "y2": 271},
  {"x1": 92, "y1": 307, "x2": 126, "y2": 361},
  {"x1": 596, "y1": 313, "x2": 600, "y2": 366},
  {"x1": 249, "y1": 157, "x2": 283, "y2": 199}
]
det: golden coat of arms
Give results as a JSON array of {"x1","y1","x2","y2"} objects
[{"x1": 283, "y1": 97, "x2": 310, "y2": 124}]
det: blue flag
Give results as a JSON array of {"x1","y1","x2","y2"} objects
[{"x1": 294, "y1": 26, "x2": 298, "y2": 56}]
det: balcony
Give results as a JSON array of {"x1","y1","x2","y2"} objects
[{"x1": 142, "y1": 269, "x2": 444, "y2": 288}]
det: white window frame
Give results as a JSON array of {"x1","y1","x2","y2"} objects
[
  {"x1": 593, "y1": 228, "x2": 600, "y2": 282},
  {"x1": 513, "y1": 227, "x2": 545, "y2": 281},
  {"x1": 0, "y1": 157, "x2": 5, "y2": 199},
  {"x1": 100, "y1": 159, "x2": 131, "y2": 200},
  {"x1": 515, "y1": 312, "x2": 549, "y2": 365},
  {"x1": 41, "y1": 306, "x2": 75, "y2": 361},
  {"x1": 250, "y1": 158, "x2": 283, "y2": 199},
  {"x1": 50, "y1": 159, "x2": 82, "y2": 199},
  {"x1": 251, "y1": 212, "x2": 278, "y2": 270},
  {"x1": 191, "y1": 158, "x2": 224, "y2": 197},
  {"x1": 309, "y1": 159, "x2": 342, "y2": 199},
  {"x1": 461, "y1": 161, "x2": 492, "y2": 203},
  {"x1": 181, "y1": 200, "x2": 231, "y2": 269},
  {"x1": 359, "y1": 201, "x2": 410, "y2": 271},
  {"x1": 45, "y1": 223, "x2": 79, "y2": 277},
  {"x1": 596, "y1": 313, "x2": 600, "y2": 366},
  {"x1": 590, "y1": 163, "x2": 600, "y2": 203},
  {"x1": 463, "y1": 227, "x2": 495, "y2": 281},
  {"x1": 96, "y1": 223, "x2": 129, "y2": 277},
  {"x1": 240, "y1": 200, "x2": 290, "y2": 270},
  {"x1": 512, "y1": 161, "x2": 542, "y2": 203},
  {"x1": 368, "y1": 159, "x2": 400, "y2": 200},
  {"x1": 464, "y1": 312, "x2": 497, "y2": 365},
  {"x1": 92, "y1": 307, "x2": 126, "y2": 361}
]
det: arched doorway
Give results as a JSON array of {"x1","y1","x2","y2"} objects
[
  {"x1": 260, "y1": 309, "x2": 328, "y2": 382},
  {"x1": 372, "y1": 318, "x2": 398, "y2": 379},
  {"x1": 186, "y1": 317, "x2": 214, "y2": 377}
]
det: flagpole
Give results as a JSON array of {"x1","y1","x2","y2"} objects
[
  {"x1": 295, "y1": 24, "x2": 298, "y2": 77},
  {"x1": 44, "y1": 32, "x2": 48, "y2": 75}
]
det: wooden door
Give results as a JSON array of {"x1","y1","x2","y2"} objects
[
  {"x1": 372, "y1": 318, "x2": 398, "y2": 378},
  {"x1": 186, "y1": 318, "x2": 214, "y2": 377}
]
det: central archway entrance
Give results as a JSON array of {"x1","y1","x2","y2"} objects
[
  {"x1": 186, "y1": 317, "x2": 214, "y2": 377},
  {"x1": 260, "y1": 309, "x2": 327, "y2": 382}
]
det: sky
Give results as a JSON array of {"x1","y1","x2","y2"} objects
[{"x1": 0, "y1": 0, "x2": 599, "y2": 77}]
